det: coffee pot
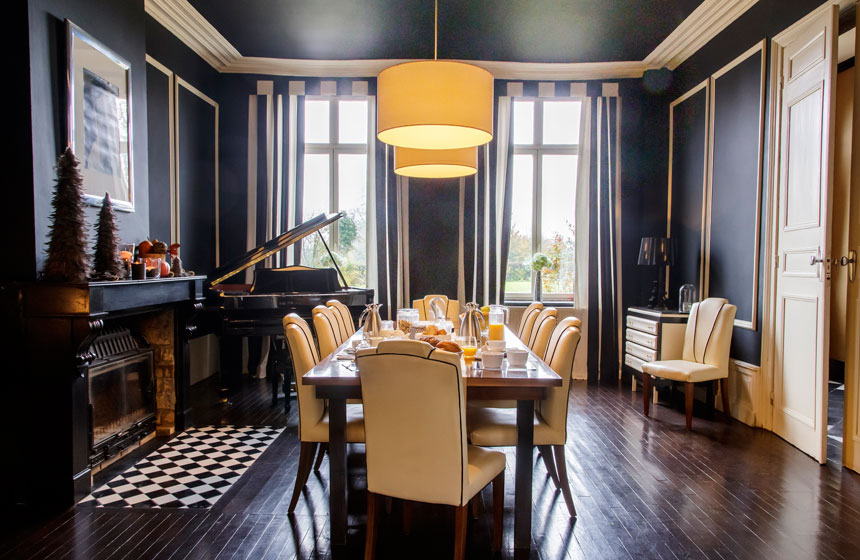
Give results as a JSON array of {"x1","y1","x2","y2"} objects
[
  {"x1": 358, "y1": 303, "x2": 384, "y2": 338},
  {"x1": 459, "y1": 302, "x2": 486, "y2": 339}
]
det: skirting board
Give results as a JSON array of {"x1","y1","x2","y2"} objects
[{"x1": 717, "y1": 359, "x2": 760, "y2": 427}]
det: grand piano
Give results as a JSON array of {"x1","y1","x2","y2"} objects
[{"x1": 205, "y1": 212, "x2": 374, "y2": 409}]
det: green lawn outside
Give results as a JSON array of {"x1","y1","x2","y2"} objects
[{"x1": 504, "y1": 280, "x2": 531, "y2": 294}]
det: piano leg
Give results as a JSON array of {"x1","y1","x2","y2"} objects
[
  {"x1": 219, "y1": 335, "x2": 243, "y2": 400},
  {"x1": 266, "y1": 337, "x2": 292, "y2": 414}
]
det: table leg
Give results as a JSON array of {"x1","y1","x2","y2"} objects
[
  {"x1": 329, "y1": 396, "x2": 347, "y2": 546},
  {"x1": 514, "y1": 399, "x2": 534, "y2": 550}
]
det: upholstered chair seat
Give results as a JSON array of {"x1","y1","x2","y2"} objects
[
  {"x1": 467, "y1": 317, "x2": 581, "y2": 517},
  {"x1": 640, "y1": 298, "x2": 737, "y2": 430},
  {"x1": 283, "y1": 313, "x2": 365, "y2": 513},
  {"x1": 357, "y1": 340, "x2": 505, "y2": 559}
]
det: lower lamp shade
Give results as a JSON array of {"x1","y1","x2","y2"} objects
[{"x1": 394, "y1": 146, "x2": 478, "y2": 178}]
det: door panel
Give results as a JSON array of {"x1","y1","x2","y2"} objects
[{"x1": 772, "y1": 5, "x2": 837, "y2": 464}]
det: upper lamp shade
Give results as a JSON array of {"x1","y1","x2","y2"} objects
[
  {"x1": 637, "y1": 237, "x2": 674, "y2": 266},
  {"x1": 377, "y1": 60, "x2": 494, "y2": 150},
  {"x1": 394, "y1": 146, "x2": 477, "y2": 178}
]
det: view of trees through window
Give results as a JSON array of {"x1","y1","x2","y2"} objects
[
  {"x1": 505, "y1": 99, "x2": 581, "y2": 301},
  {"x1": 301, "y1": 98, "x2": 369, "y2": 287}
]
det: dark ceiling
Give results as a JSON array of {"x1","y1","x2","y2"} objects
[{"x1": 189, "y1": 0, "x2": 704, "y2": 64}]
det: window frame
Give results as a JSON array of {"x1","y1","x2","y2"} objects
[
  {"x1": 506, "y1": 98, "x2": 580, "y2": 304},
  {"x1": 300, "y1": 95, "x2": 371, "y2": 285}
]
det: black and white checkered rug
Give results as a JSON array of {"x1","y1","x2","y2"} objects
[{"x1": 80, "y1": 426, "x2": 283, "y2": 509}]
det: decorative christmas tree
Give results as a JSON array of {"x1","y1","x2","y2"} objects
[
  {"x1": 92, "y1": 193, "x2": 121, "y2": 280},
  {"x1": 43, "y1": 148, "x2": 89, "y2": 283}
]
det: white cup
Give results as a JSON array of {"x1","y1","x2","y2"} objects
[
  {"x1": 482, "y1": 351, "x2": 504, "y2": 369},
  {"x1": 506, "y1": 348, "x2": 529, "y2": 368},
  {"x1": 486, "y1": 339, "x2": 506, "y2": 352}
]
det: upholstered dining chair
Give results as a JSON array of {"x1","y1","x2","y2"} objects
[
  {"x1": 412, "y1": 294, "x2": 460, "y2": 327},
  {"x1": 516, "y1": 302, "x2": 544, "y2": 343},
  {"x1": 356, "y1": 340, "x2": 505, "y2": 560},
  {"x1": 467, "y1": 317, "x2": 582, "y2": 517},
  {"x1": 527, "y1": 307, "x2": 558, "y2": 357},
  {"x1": 312, "y1": 305, "x2": 341, "y2": 359},
  {"x1": 641, "y1": 298, "x2": 737, "y2": 430},
  {"x1": 283, "y1": 313, "x2": 365, "y2": 513},
  {"x1": 326, "y1": 299, "x2": 355, "y2": 341}
]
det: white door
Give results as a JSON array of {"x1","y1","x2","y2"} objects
[
  {"x1": 773, "y1": 5, "x2": 837, "y2": 464},
  {"x1": 843, "y1": 52, "x2": 860, "y2": 471}
]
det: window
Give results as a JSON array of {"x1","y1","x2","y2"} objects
[
  {"x1": 505, "y1": 98, "x2": 582, "y2": 302},
  {"x1": 301, "y1": 97, "x2": 370, "y2": 287}
]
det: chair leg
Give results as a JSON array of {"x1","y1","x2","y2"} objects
[
  {"x1": 313, "y1": 443, "x2": 328, "y2": 472},
  {"x1": 684, "y1": 382, "x2": 694, "y2": 430},
  {"x1": 538, "y1": 445, "x2": 560, "y2": 488},
  {"x1": 720, "y1": 377, "x2": 732, "y2": 421},
  {"x1": 454, "y1": 504, "x2": 469, "y2": 560},
  {"x1": 470, "y1": 494, "x2": 481, "y2": 519},
  {"x1": 552, "y1": 445, "x2": 576, "y2": 518},
  {"x1": 642, "y1": 374, "x2": 652, "y2": 416},
  {"x1": 492, "y1": 472, "x2": 504, "y2": 551},
  {"x1": 402, "y1": 499, "x2": 413, "y2": 535},
  {"x1": 288, "y1": 442, "x2": 318, "y2": 513},
  {"x1": 365, "y1": 492, "x2": 379, "y2": 560}
]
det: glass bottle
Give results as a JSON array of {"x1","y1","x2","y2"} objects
[{"x1": 679, "y1": 284, "x2": 697, "y2": 313}]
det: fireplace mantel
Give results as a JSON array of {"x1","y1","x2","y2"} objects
[{"x1": 2, "y1": 276, "x2": 205, "y2": 508}]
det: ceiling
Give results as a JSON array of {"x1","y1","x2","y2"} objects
[{"x1": 188, "y1": 0, "x2": 704, "y2": 64}]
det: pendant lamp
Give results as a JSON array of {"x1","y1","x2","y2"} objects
[
  {"x1": 377, "y1": 1, "x2": 494, "y2": 150},
  {"x1": 394, "y1": 146, "x2": 477, "y2": 178}
]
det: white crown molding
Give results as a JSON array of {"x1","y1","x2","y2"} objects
[
  {"x1": 144, "y1": 0, "x2": 240, "y2": 69},
  {"x1": 145, "y1": 0, "x2": 764, "y2": 80},
  {"x1": 644, "y1": 0, "x2": 760, "y2": 70}
]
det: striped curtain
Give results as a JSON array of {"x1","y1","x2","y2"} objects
[{"x1": 587, "y1": 85, "x2": 622, "y2": 384}]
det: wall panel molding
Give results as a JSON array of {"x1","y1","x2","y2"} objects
[{"x1": 727, "y1": 359, "x2": 762, "y2": 427}]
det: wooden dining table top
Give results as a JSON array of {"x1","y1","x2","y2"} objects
[{"x1": 303, "y1": 325, "x2": 562, "y2": 388}]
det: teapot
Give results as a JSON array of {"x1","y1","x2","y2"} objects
[
  {"x1": 459, "y1": 302, "x2": 486, "y2": 339},
  {"x1": 358, "y1": 303, "x2": 384, "y2": 338}
]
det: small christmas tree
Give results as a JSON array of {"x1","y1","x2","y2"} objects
[
  {"x1": 43, "y1": 148, "x2": 89, "y2": 282},
  {"x1": 92, "y1": 193, "x2": 121, "y2": 280}
]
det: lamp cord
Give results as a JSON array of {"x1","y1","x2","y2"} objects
[{"x1": 434, "y1": 0, "x2": 438, "y2": 60}]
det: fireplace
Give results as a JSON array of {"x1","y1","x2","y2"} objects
[{"x1": 87, "y1": 326, "x2": 156, "y2": 466}]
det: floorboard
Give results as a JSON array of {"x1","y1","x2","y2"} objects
[{"x1": 2, "y1": 375, "x2": 859, "y2": 559}]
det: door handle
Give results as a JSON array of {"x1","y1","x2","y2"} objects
[
  {"x1": 809, "y1": 255, "x2": 824, "y2": 265},
  {"x1": 841, "y1": 249, "x2": 857, "y2": 282}
]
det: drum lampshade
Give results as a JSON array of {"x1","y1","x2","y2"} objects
[
  {"x1": 394, "y1": 146, "x2": 478, "y2": 178},
  {"x1": 377, "y1": 60, "x2": 494, "y2": 150}
]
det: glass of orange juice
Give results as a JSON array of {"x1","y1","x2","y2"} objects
[
  {"x1": 462, "y1": 336, "x2": 478, "y2": 362},
  {"x1": 488, "y1": 323, "x2": 504, "y2": 341}
]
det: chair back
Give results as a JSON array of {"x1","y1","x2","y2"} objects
[
  {"x1": 413, "y1": 295, "x2": 461, "y2": 326},
  {"x1": 538, "y1": 318, "x2": 582, "y2": 438},
  {"x1": 681, "y1": 298, "x2": 737, "y2": 377},
  {"x1": 517, "y1": 302, "x2": 543, "y2": 341},
  {"x1": 527, "y1": 307, "x2": 558, "y2": 357},
  {"x1": 326, "y1": 299, "x2": 355, "y2": 339},
  {"x1": 312, "y1": 305, "x2": 341, "y2": 358},
  {"x1": 356, "y1": 340, "x2": 469, "y2": 506},
  {"x1": 283, "y1": 313, "x2": 325, "y2": 441}
]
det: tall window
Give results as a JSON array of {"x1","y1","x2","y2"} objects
[
  {"x1": 505, "y1": 98, "x2": 582, "y2": 302},
  {"x1": 301, "y1": 97, "x2": 369, "y2": 287}
]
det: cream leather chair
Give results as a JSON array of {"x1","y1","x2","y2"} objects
[
  {"x1": 412, "y1": 294, "x2": 460, "y2": 327},
  {"x1": 356, "y1": 340, "x2": 505, "y2": 559},
  {"x1": 527, "y1": 307, "x2": 558, "y2": 357},
  {"x1": 516, "y1": 302, "x2": 544, "y2": 343},
  {"x1": 326, "y1": 299, "x2": 355, "y2": 341},
  {"x1": 641, "y1": 298, "x2": 737, "y2": 430},
  {"x1": 312, "y1": 305, "x2": 341, "y2": 358},
  {"x1": 468, "y1": 318, "x2": 582, "y2": 517},
  {"x1": 283, "y1": 314, "x2": 365, "y2": 513}
]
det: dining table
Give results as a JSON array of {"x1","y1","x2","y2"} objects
[{"x1": 302, "y1": 325, "x2": 562, "y2": 552}]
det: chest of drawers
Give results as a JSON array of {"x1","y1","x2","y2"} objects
[{"x1": 624, "y1": 307, "x2": 688, "y2": 389}]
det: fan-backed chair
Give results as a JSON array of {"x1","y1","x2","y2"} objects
[
  {"x1": 326, "y1": 299, "x2": 355, "y2": 341},
  {"x1": 283, "y1": 314, "x2": 365, "y2": 512},
  {"x1": 641, "y1": 298, "x2": 737, "y2": 430},
  {"x1": 412, "y1": 294, "x2": 460, "y2": 327},
  {"x1": 312, "y1": 305, "x2": 341, "y2": 359},
  {"x1": 526, "y1": 307, "x2": 558, "y2": 357},
  {"x1": 356, "y1": 340, "x2": 505, "y2": 559},
  {"x1": 516, "y1": 302, "x2": 544, "y2": 343},
  {"x1": 467, "y1": 317, "x2": 582, "y2": 517}
]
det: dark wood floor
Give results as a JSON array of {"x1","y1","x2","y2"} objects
[{"x1": 2, "y1": 375, "x2": 860, "y2": 560}]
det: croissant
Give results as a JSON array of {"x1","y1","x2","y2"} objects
[{"x1": 436, "y1": 341, "x2": 461, "y2": 353}]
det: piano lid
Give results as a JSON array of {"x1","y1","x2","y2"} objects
[{"x1": 207, "y1": 212, "x2": 343, "y2": 287}]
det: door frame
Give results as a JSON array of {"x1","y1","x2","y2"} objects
[{"x1": 761, "y1": 0, "x2": 841, "y2": 435}]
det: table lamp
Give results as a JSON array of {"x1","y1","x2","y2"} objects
[{"x1": 638, "y1": 237, "x2": 673, "y2": 309}]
